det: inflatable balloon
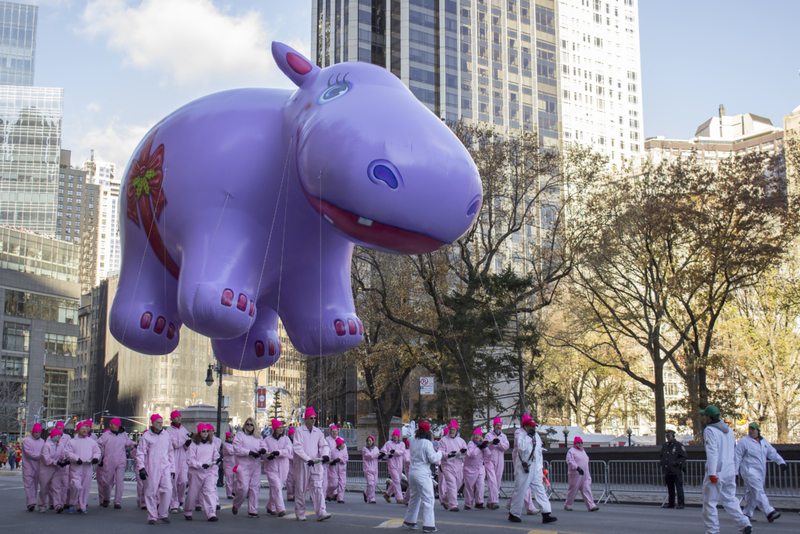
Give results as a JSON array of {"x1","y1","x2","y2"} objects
[{"x1": 109, "y1": 42, "x2": 482, "y2": 370}]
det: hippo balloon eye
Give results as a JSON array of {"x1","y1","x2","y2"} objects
[{"x1": 318, "y1": 73, "x2": 351, "y2": 105}]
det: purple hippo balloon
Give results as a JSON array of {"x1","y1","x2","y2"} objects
[{"x1": 109, "y1": 42, "x2": 482, "y2": 370}]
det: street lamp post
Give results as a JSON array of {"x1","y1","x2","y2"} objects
[
  {"x1": 563, "y1": 427, "x2": 569, "y2": 448},
  {"x1": 626, "y1": 427, "x2": 633, "y2": 447},
  {"x1": 205, "y1": 364, "x2": 223, "y2": 437}
]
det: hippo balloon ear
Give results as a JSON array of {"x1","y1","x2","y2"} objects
[{"x1": 272, "y1": 42, "x2": 320, "y2": 87}]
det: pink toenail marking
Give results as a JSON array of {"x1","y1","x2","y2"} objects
[
  {"x1": 249, "y1": 301, "x2": 255, "y2": 317},
  {"x1": 237, "y1": 294, "x2": 247, "y2": 311},
  {"x1": 221, "y1": 289, "x2": 234, "y2": 306},
  {"x1": 268, "y1": 339, "x2": 276, "y2": 357},
  {"x1": 348, "y1": 319, "x2": 357, "y2": 335},
  {"x1": 154, "y1": 316, "x2": 166, "y2": 334},
  {"x1": 334, "y1": 320, "x2": 346, "y2": 336},
  {"x1": 255, "y1": 341, "x2": 265, "y2": 357},
  {"x1": 167, "y1": 323, "x2": 176, "y2": 339},
  {"x1": 357, "y1": 319, "x2": 364, "y2": 335},
  {"x1": 140, "y1": 312, "x2": 152, "y2": 329}
]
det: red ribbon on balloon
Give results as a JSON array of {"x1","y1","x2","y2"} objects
[{"x1": 126, "y1": 128, "x2": 180, "y2": 279}]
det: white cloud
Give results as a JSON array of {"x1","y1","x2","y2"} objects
[
  {"x1": 75, "y1": 118, "x2": 155, "y2": 170},
  {"x1": 86, "y1": 102, "x2": 100, "y2": 113},
  {"x1": 81, "y1": 0, "x2": 284, "y2": 86}
]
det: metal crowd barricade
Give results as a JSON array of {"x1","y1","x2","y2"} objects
[{"x1": 546, "y1": 459, "x2": 608, "y2": 503}]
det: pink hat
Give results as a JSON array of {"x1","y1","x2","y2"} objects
[
  {"x1": 84, "y1": 420, "x2": 92, "y2": 427},
  {"x1": 492, "y1": 417, "x2": 502, "y2": 426},
  {"x1": 208, "y1": 425, "x2": 215, "y2": 432},
  {"x1": 330, "y1": 424, "x2": 338, "y2": 430},
  {"x1": 521, "y1": 414, "x2": 537, "y2": 427},
  {"x1": 50, "y1": 429, "x2": 62, "y2": 437},
  {"x1": 170, "y1": 410, "x2": 181, "y2": 420},
  {"x1": 76, "y1": 422, "x2": 85, "y2": 431},
  {"x1": 392, "y1": 428, "x2": 401, "y2": 437},
  {"x1": 449, "y1": 420, "x2": 458, "y2": 429},
  {"x1": 103, "y1": 429, "x2": 111, "y2": 433},
  {"x1": 272, "y1": 419, "x2": 283, "y2": 430},
  {"x1": 32, "y1": 423, "x2": 42, "y2": 433},
  {"x1": 150, "y1": 414, "x2": 163, "y2": 423},
  {"x1": 288, "y1": 427, "x2": 296, "y2": 435},
  {"x1": 109, "y1": 418, "x2": 122, "y2": 427},
  {"x1": 419, "y1": 421, "x2": 430, "y2": 432},
  {"x1": 304, "y1": 406, "x2": 316, "y2": 420},
  {"x1": 55, "y1": 420, "x2": 65, "y2": 429},
  {"x1": 573, "y1": 436, "x2": 583, "y2": 444},
  {"x1": 197, "y1": 423, "x2": 207, "y2": 432},
  {"x1": 473, "y1": 427, "x2": 483, "y2": 436},
  {"x1": 225, "y1": 432, "x2": 233, "y2": 438},
  {"x1": 335, "y1": 437, "x2": 345, "y2": 446},
  {"x1": 367, "y1": 435, "x2": 375, "y2": 442}
]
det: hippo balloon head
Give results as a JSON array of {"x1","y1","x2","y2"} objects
[{"x1": 272, "y1": 42, "x2": 482, "y2": 255}]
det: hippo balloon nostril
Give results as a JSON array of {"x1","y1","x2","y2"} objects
[{"x1": 368, "y1": 159, "x2": 401, "y2": 190}]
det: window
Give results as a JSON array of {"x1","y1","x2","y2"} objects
[
  {"x1": 45, "y1": 333, "x2": 77, "y2": 357},
  {"x1": 4, "y1": 291, "x2": 78, "y2": 324},
  {"x1": 2, "y1": 322, "x2": 30, "y2": 352},
  {"x1": 42, "y1": 369, "x2": 70, "y2": 420}
]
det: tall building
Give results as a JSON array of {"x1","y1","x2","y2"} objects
[
  {"x1": 311, "y1": 0, "x2": 644, "y2": 162},
  {"x1": 0, "y1": 1, "x2": 36, "y2": 86},
  {"x1": 783, "y1": 105, "x2": 800, "y2": 198},
  {"x1": 0, "y1": 224, "x2": 79, "y2": 436},
  {"x1": 83, "y1": 153, "x2": 121, "y2": 284},
  {"x1": 0, "y1": 1, "x2": 65, "y2": 235}
]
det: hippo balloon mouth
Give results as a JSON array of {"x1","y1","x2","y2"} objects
[{"x1": 298, "y1": 181, "x2": 446, "y2": 254}]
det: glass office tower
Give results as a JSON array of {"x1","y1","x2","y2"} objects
[{"x1": 0, "y1": 1, "x2": 37, "y2": 86}]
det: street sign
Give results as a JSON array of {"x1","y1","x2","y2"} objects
[
  {"x1": 257, "y1": 386, "x2": 267, "y2": 412},
  {"x1": 420, "y1": 376, "x2": 435, "y2": 395}
]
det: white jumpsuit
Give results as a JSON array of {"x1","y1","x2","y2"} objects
[
  {"x1": 509, "y1": 431, "x2": 551, "y2": 517},
  {"x1": 403, "y1": 438, "x2": 442, "y2": 530},
  {"x1": 734, "y1": 434, "x2": 786, "y2": 519},
  {"x1": 702, "y1": 422, "x2": 751, "y2": 534}
]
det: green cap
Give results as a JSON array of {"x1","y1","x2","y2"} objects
[
  {"x1": 698, "y1": 405, "x2": 720, "y2": 417},
  {"x1": 748, "y1": 422, "x2": 760, "y2": 431}
]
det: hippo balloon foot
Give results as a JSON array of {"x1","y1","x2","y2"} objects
[
  {"x1": 286, "y1": 312, "x2": 364, "y2": 357},
  {"x1": 109, "y1": 304, "x2": 182, "y2": 356},
  {"x1": 211, "y1": 306, "x2": 281, "y2": 370},
  {"x1": 177, "y1": 281, "x2": 257, "y2": 340}
]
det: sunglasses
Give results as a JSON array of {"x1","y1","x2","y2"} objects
[
  {"x1": 308, "y1": 417, "x2": 317, "y2": 420},
  {"x1": 245, "y1": 423, "x2": 254, "y2": 427}
]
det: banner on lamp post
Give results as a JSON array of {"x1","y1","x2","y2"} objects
[{"x1": 257, "y1": 386, "x2": 267, "y2": 412}]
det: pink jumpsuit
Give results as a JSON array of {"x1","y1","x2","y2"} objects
[
  {"x1": 362, "y1": 445, "x2": 380, "y2": 503},
  {"x1": 264, "y1": 433, "x2": 293, "y2": 513},
  {"x1": 184, "y1": 440, "x2": 220, "y2": 520},
  {"x1": 97, "y1": 430, "x2": 135, "y2": 506},
  {"x1": 137, "y1": 428, "x2": 175, "y2": 522},
  {"x1": 65, "y1": 435, "x2": 101, "y2": 511},
  {"x1": 381, "y1": 439, "x2": 407, "y2": 501},
  {"x1": 292, "y1": 425, "x2": 329, "y2": 520},
  {"x1": 95, "y1": 432, "x2": 108, "y2": 503},
  {"x1": 57, "y1": 434, "x2": 71, "y2": 506},
  {"x1": 506, "y1": 427, "x2": 536, "y2": 513},
  {"x1": 286, "y1": 452, "x2": 295, "y2": 500},
  {"x1": 484, "y1": 430, "x2": 509, "y2": 505},
  {"x1": 211, "y1": 435, "x2": 222, "y2": 509},
  {"x1": 463, "y1": 441, "x2": 488, "y2": 507},
  {"x1": 222, "y1": 441, "x2": 236, "y2": 498},
  {"x1": 38, "y1": 439, "x2": 64, "y2": 510},
  {"x1": 166, "y1": 423, "x2": 191, "y2": 509},
  {"x1": 326, "y1": 444, "x2": 349, "y2": 501},
  {"x1": 565, "y1": 446, "x2": 596, "y2": 510},
  {"x1": 129, "y1": 445, "x2": 147, "y2": 508},
  {"x1": 21, "y1": 435, "x2": 44, "y2": 508},
  {"x1": 437, "y1": 435, "x2": 466, "y2": 509},
  {"x1": 232, "y1": 431, "x2": 264, "y2": 515}
]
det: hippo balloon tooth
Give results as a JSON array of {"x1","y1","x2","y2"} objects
[{"x1": 109, "y1": 41, "x2": 482, "y2": 370}]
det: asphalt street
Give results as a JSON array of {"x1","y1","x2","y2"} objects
[{"x1": 0, "y1": 472, "x2": 798, "y2": 534}]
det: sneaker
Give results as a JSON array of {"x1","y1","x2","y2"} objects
[
  {"x1": 676, "y1": 505, "x2": 684, "y2": 509},
  {"x1": 527, "y1": 509, "x2": 540, "y2": 515},
  {"x1": 114, "y1": 504, "x2": 122, "y2": 509},
  {"x1": 141, "y1": 506, "x2": 147, "y2": 510},
  {"x1": 148, "y1": 520, "x2": 156, "y2": 525},
  {"x1": 78, "y1": 509, "x2": 88, "y2": 515},
  {"x1": 248, "y1": 513, "x2": 259, "y2": 518},
  {"x1": 363, "y1": 491, "x2": 368, "y2": 503},
  {"x1": 296, "y1": 516, "x2": 307, "y2": 521},
  {"x1": 662, "y1": 503, "x2": 674, "y2": 508},
  {"x1": 227, "y1": 495, "x2": 233, "y2": 499},
  {"x1": 195, "y1": 506, "x2": 202, "y2": 511},
  {"x1": 384, "y1": 493, "x2": 392, "y2": 503},
  {"x1": 743, "y1": 528, "x2": 752, "y2": 534},
  {"x1": 160, "y1": 517, "x2": 170, "y2": 524},
  {"x1": 287, "y1": 497, "x2": 294, "y2": 502},
  {"x1": 27, "y1": 505, "x2": 34, "y2": 512},
  {"x1": 369, "y1": 501, "x2": 376, "y2": 504},
  {"x1": 169, "y1": 508, "x2": 180, "y2": 514},
  {"x1": 39, "y1": 509, "x2": 46, "y2": 514},
  {"x1": 69, "y1": 506, "x2": 75, "y2": 514},
  {"x1": 542, "y1": 513, "x2": 558, "y2": 524},
  {"x1": 49, "y1": 505, "x2": 54, "y2": 510},
  {"x1": 464, "y1": 506, "x2": 471, "y2": 510},
  {"x1": 449, "y1": 507, "x2": 459, "y2": 512},
  {"x1": 317, "y1": 513, "x2": 331, "y2": 521},
  {"x1": 475, "y1": 503, "x2": 485, "y2": 509},
  {"x1": 590, "y1": 506, "x2": 600, "y2": 512},
  {"x1": 508, "y1": 514, "x2": 521, "y2": 523},
  {"x1": 101, "y1": 500, "x2": 110, "y2": 508},
  {"x1": 184, "y1": 515, "x2": 192, "y2": 521},
  {"x1": 338, "y1": 500, "x2": 345, "y2": 504},
  {"x1": 216, "y1": 505, "x2": 220, "y2": 511},
  {"x1": 422, "y1": 528, "x2": 437, "y2": 533},
  {"x1": 232, "y1": 506, "x2": 238, "y2": 515},
  {"x1": 56, "y1": 506, "x2": 63, "y2": 514},
  {"x1": 277, "y1": 511, "x2": 286, "y2": 517},
  {"x1": 767, "y1": 510, "x2": 781, "y2": 523},
  {"x1": 266, "y1": 508, "x2": 276, "y2": 516},
  {"x1": 564, "y1": 506, "x2": 573, "y2": 511},
  {"x1": 404, "y1": 521, "x2": 419, "y2": 530},
  {"x1": 208, "y1": 516, "x2": 218, "y2": 522}
]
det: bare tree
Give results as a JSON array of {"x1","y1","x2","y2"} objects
[{"x1": 0, "y1": 375, "x2": 23, "y2": 436}]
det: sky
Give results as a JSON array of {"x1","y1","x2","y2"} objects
[{"x1": 26, "y1": 0, "x2": 800, "y2": 169}]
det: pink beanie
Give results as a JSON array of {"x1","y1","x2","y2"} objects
[
  {"x1": 449, "y1": 419, "x2": 458, "y2": 429},
  {"x1": 272, "y1": 419, "x2": 283, "y2": 430},
  {"x1": 419, "y1": 421, "x2": 431, "y2": 432},
  {"x1": 50, "y1": 428, "x2": 62, "y2": 437},
  {"x1": 392, "y1": 428, "x2": 401, "y2": 437},
  {"x1": 367, "y1": 435, "x2": 375, "y2": 442},
  {"x1": 574, "y1": 436, "x2": 583, "y2": 444},
  {"x1": 110, "y1": 418, "x2": 122, "y2": 427},
  {"x1": 473, "y1": 427, "x2": 483, "y2": 436},
  {"x1": 55, "y1": 420, "x2": 65, "y2": 429},
  {"x1": 335, "y1": 437, "x2": 345, "y2": 446},
  {"x1": 76, "y1": 422, "x2": 85, "y2": 431},
  {"x1": 304, "y1": 406, "x2": 316, "y2": 420},
  {"x1": 225, "y1": 432, "x2": 233, "y2": 438},
  {"x1": 84, "y1": 420, "x2": 92, "y2": 427},
  {"x1": 522, "y1": 414, "x2": 536, "y2": 427},
  {"x1": 32, "y1": 423, "x2": 42, "y2": 433},
  {"x1": 288, "y1": 427, "x2": 296, "y2": 435},
  {"x1": 170, "y1": 410, "x2": 181, "y2": 420},
  {"x1": 208, "y1": 425, "x2": 215, "y2": 433},
  {"x1": 197, "y1": 423, "x2": 207, "y2": 432},
  {"x1": 150, "y1": 414, "x2": 163, "y2": 424},
  {"x1": 492, "y1": 417, "x2": 502, "y2": 427},
  {"x1": 330, "y1": 424, "x2": 338, "y2": 430}
]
